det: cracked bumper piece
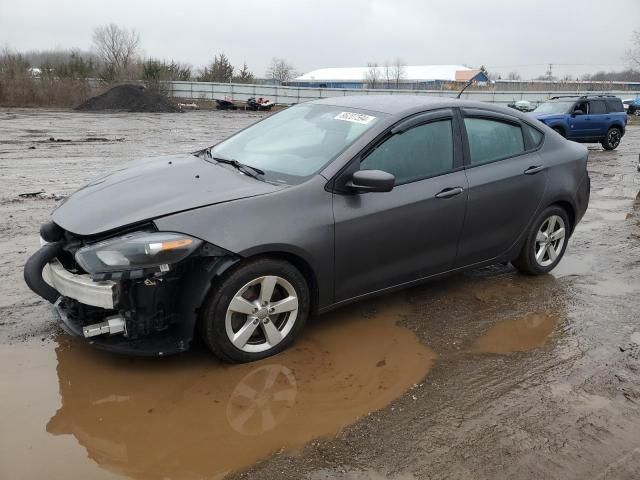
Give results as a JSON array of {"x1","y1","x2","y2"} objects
[{"x1": 43, "y1": 259, "x2": 117, "y2": 309}]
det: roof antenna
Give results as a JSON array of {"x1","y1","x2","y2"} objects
[{"x1": 456, "y1": 78, "x2": 474, "y2": 99}]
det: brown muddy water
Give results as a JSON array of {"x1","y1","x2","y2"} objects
[
  {"x1": 0, "y1": 299, "x2": 435, "y2": 479},
  {"x1": 470, "y1": 312, "x2": 559, "y2": 354},
  {"x1": 1, "y1": 109, "x2": 640, "y2": 480}
]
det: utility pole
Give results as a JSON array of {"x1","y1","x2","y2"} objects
[{"x1": 545, "y1": 63, "x2": 553, "y2": 81}]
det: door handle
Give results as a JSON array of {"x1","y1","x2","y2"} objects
[
  {"x1": 524, "y1": 165, "x2": 545, "y2": 175},
  {"x1": 435, "y1": 187, "x2": 464, "y2": 199}
]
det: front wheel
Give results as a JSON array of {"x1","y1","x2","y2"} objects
[
  {"x1": 601, "y1": 127, "x2": 622, "y2": 150},
  {"x1": 200, "y1": 258, "x2": 310, "y2": 363},
  {"x1": 512, "y1": 206, "x2": 570, "y2": 275}
]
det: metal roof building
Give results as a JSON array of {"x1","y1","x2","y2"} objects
[{"x1": 287, "y1": 65, "x2": 489, "y2": 89}]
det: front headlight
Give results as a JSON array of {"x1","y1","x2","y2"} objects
[{"x1": 75, "y1": 232, "x2": 202, "y2": 274}]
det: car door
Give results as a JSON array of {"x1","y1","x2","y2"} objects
[
  {"x1": 456, "y1": 110, "x2": 548, "y2": 267},
  {"x1": 567, "y1": 100, "x2": 593, "y2": 139},
  {"x1": 587, "y1": 99, "x2": 609, "y2": 137},
  {"x1": 332, "y1": 110, "x2": 468, "y2": 302}
]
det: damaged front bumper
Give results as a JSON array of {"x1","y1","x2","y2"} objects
[
  {"x1": 24, "y1": 230, "x2": 236, "y2": 356},
  {"x1": 44, "y1": 259, "x2": 117, "y2": 310}
]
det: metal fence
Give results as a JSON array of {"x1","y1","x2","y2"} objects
[{"x1": 165, "y1": 81, "x2": 640, "y2": 106}]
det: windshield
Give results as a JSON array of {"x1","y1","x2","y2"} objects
[
  {"x1": 533, "y1": 101, "x2": 574, "y2": 115},
  {"x1": 210, "y1": 104, "x2": 384, "y2": 184}
]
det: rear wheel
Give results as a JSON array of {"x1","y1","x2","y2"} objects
[
  {"x1": 601, "y1": 127, "x2": 622, "y2": 150},
  {"x1": 200, "y1": 258, "x2": 310, "y2": 363},
  {"x1": 512, "y1": 206, "x2": 570, "y2": 275}
]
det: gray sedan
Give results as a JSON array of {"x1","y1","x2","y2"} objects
[{"x1": 25, "y1": 95, "x2": 590, "y2": 362}]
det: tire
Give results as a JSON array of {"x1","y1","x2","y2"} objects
[
  {"x1": 199, "y1": 258, "x2": 310, "y2": 363},
  {"x1": 512, "y1": 206, "x2": 570, "y2": 275},
  {"x1": 601, "y1": 127, "x2": 622, "y2": 150},
  {"x1": 552, "y1": 127, "x2": 566, "y2": 138}
]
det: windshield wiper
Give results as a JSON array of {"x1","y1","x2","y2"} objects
[{"x1": 206, "y1": 149, "x2": 265, "y2": 179}]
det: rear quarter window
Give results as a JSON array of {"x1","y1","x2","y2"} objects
[
  {"x1": 606, "y1": 98, "x2": 624, "y2": 113},
  {"x1": 524, "y1": 124, "x2": 544, "y2": 148}
]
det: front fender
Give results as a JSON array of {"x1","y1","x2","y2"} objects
[
  {"x1": 544, "y1": 119, "x2": 568, "y2": 135},
  {"x1": 153, "y1": 176, "x2": 335, "y2": 309}
]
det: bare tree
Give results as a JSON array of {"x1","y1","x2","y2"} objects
[
  {"x1": 625, "y1": 29, "x2": 640, "y2": 70},
  {"x1": 391, "y1": 58, "x2": 406, "y2": 88},
  {"x1": 266, "y1": 58, "x2": 296, "y2": 84},
  {"x1": 92, "y1": 23, "x2": 140, "y2": 80},
  {"x1": 507, "y1": 71, "x2": 521, "y2": 80},
  {"x1": 364, "y1": 62, "x2": 380, "y2": 88},
  {"x1": 383, "y1": 61, "x2": 392, "y2": 89}
]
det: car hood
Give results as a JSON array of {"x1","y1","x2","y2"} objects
[
  {"x1": 52, "y1": 153, "x2": 285, "y2": 236},
  {"x1": 529, "y1": 113, "x2": 564, "y2": 122}
]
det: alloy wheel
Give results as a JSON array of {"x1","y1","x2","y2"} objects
[
  {"x1": 534, "y1": 215, "x2": 566, "y2": 267},
  {"x1": 225, "y1": 276, "x2": 299, "y2": 353},
  {"x1": 607, "y1": 129, "x2": 621, "y2": 148}
]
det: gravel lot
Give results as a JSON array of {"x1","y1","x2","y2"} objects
[{"x1": 1, "y1": 109, "x2": 639, "y2": 480}]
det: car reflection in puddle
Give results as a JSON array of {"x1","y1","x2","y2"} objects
[
  {"x1": 45, "y1": 298, "x2": 436, "y2": 480},
  {"x1": 226, "y1": 363, "x2": 298, "y2": 436}
]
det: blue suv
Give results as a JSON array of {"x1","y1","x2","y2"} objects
[{"x1": 531, "y1": 95, "x2": 627, "y2": 150}]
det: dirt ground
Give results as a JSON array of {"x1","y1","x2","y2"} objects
[{"x1": 0, "y1": 109, "x2": 639, "y2": 480}]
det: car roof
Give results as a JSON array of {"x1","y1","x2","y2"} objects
[
  {"x1": 308, "y1": 94, "x2": 526, "y2": 119},
  {"x1": 309, "y1": 94, "x2": 453, "y2": 114},
  {"x1": 548, "y1": 95, "x2": 621, "y2": 102}
]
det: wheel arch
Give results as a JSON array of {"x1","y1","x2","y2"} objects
[
  {"x1": 609, "y1": 122, "x2": 625, "y2": 134},
  {"x1": 549, "y1": 200, "x2": 576, "y2": 234},
  {"x1": 232, "y1": 247, "x2": 321, "y2": 317},
  {"x1": 550, "y1": 124, "x2": 567, "y2": 137}
]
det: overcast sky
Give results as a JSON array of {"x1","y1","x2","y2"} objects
[{"x1": 1, "y1": 0, "x2": 639, "y2": 79}]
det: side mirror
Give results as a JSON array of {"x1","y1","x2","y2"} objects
[
  {"x1": 347, "y1": 169, "x2": 395, "y2": 193},
  {"x1": 572, "y1": 109, "x2": 584, "y2": 116}
]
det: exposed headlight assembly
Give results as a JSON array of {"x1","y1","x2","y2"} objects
[{"x1": 75, "y1": 232, "x2": 202, "y2": 274}]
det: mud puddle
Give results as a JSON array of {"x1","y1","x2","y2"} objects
[
  {"x1": 0, "y1": 298, "x2": 436, "y2": 480},
  {"x1": 470, "y1": 312, "x2": 559, "y2": 354}
]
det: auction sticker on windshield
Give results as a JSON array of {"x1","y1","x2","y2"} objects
[{"x1": 334, "y1": 112, "x2": 376, "y2": 124}]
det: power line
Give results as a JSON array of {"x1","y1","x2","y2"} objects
[{"x1": 486, "y1": 63, "x2": 626, "y2": 68}]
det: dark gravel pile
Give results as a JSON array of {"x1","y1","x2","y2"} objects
[{"x1": 75, "y1": 84, "x2": 180, "y2": 113}]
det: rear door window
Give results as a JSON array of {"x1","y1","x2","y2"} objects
[{"x1": 463, "y1": 118, "x2": 525, "y2": 165}]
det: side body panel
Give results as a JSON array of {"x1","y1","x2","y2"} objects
[
  {"x1": 456, "y1": 151, "x2": 548, "y2": 266},
  {"x1": 537, "y1": 135, "x2": 590, "y2": 221},
  {"x1": 567, "y1": 113, "x2": 594, "y2": 139},
  {"x1": 332, "y1": 170, "x2": 468, "y2": 302},
  {"x1": 610, "y1": 112, "x2": 628, "y2": 136}
]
